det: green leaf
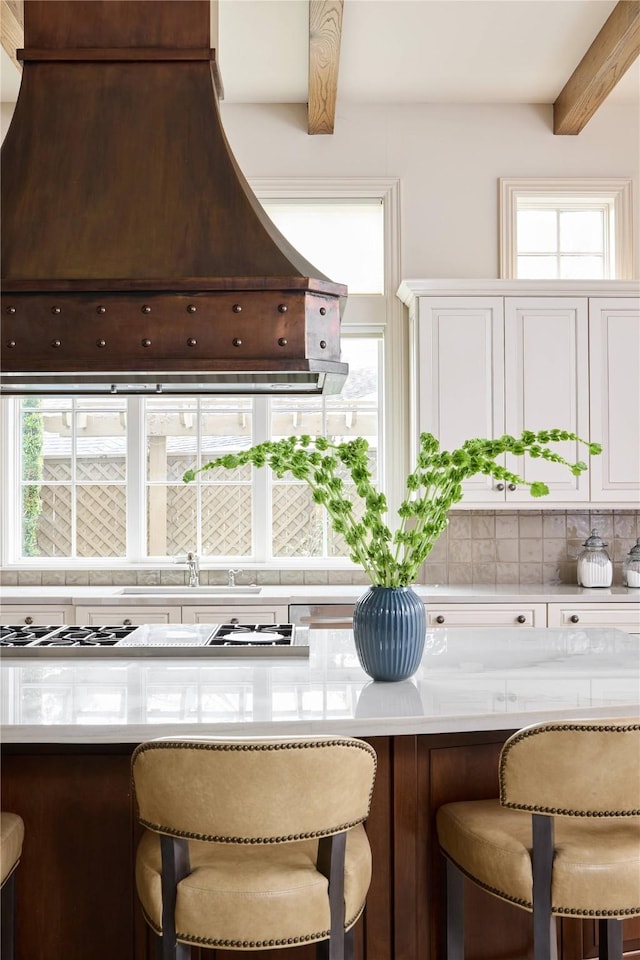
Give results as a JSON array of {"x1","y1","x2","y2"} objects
[{"x1": 530, "y1": 481, "x2": 549, "y2": 497}]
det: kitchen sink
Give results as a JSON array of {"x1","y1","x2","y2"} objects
[{"x1": 119, "y1": 586, "x2": 262, "y2": 595}]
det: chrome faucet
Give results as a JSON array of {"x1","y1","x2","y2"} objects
[
  {"x1": 174, "y1": 551, "x2": 200, "y2": 587},
  {"x1": 227, "y1": 568, "x2": 241, "y2": 588}
]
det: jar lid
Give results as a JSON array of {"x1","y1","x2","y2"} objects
[
  {"x1": 582, "y1": 528, "x2": 608, "y2": 548},
  {"x1": 626, "y1": 537, "x2": 640, "y2": 558}
]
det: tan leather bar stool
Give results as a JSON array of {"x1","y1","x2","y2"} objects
[
  {"x1": 436, "y1": 719, "x2": 640, "y2": 960},
  {"x1": 1, "y1": 812, "x2": 25, "y2": 960},
  {"x1": 131, "y1": 735, "x2": 377, "y2": 960}
]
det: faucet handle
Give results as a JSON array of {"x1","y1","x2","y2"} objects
[{"x1": 173, "y1": 552, "x2": 199, "y2": 567}]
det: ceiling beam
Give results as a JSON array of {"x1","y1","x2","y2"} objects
[
  {"x1": 308, "y1": 0, "x2": 343, "y2": 135},
  {"x1": 1, "y1": 0, "x2": 23, "y2": 73},
  {"x1": 554, "y1": 0, "x2": 640, "y2": 135}
]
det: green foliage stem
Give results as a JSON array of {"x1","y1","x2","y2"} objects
[
  {"x1": 22, "y1": 398, "x2": 44, "y2": 557},
  {"x1": 184, "y1": 430, "x2": 601, "y2": 588}
]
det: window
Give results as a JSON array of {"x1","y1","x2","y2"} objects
[
  {"x1": 500, "y1": 178, "x2": 634, "y2": 280},
  {"x1": 261, "y1": 199, "x2": 384, "y2": 294},
  {"x1": 18, "y1": 398, "x2": 128, "y2": 559},
  {"x1": 2, "y1": 180, "x2": 401, "y2": 567},
  {"x1": 7, "y1": 339, "x2": 380, "y2": 565}
]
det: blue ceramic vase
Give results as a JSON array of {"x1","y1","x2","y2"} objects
[{"x1": 352, "y1": 585, "x2": 426, "y2": 682}]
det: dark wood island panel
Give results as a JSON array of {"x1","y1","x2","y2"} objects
[{"x1": 2, "y1": 733, "x2": 638, "y2": 960}]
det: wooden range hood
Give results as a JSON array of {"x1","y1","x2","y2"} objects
[{"x1": 0, "y1": 0, "x2": 348, "y2": 396}]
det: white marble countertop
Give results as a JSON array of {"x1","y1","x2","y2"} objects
[
  {"x1": 1, "y1": 583, "x2": 639, "y2": 606},
  {"x1": 1, "y1": 627, "x2": 638, "y2": 744}
]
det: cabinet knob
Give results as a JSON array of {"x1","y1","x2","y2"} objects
[
  {"x1": 508, "y1": 483, "x2": 517, "y2": 492},
  {"x1": 123, "y1": 618, "x2": 132, "y2": 626},
  {"x1": 495, "y1": 483, "x2": 505, "y2": 491},
  {"x1": 24, "y1": 615, "x2": 34, "y2": 625},
  {"x1": 516, "y1": 615, "x2": 526, "y2": 624},
  {"x1": 570, "y1": 614, "x2": 580, "y2": 624},
  {"x1": 230, "y1": 617, "x2": 239, "y2": 624},
  {"x1": 435, "y1": 615, "x2": 445, "y2": 624}
]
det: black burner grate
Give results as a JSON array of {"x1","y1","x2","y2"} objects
[
  {"x1": 0, "y1": 625, "x2": 59, "y2": 646},
  {"x1": 0, "y1": 624, "x2": 141, "y2": 647},
  {"x1": 211, "y1": 624, "x2": 294, "y2": 647}
]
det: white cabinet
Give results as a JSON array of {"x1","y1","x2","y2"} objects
[
  {"x1": 2, "y1": 603, "x2": 289, "y2": 628},
  {"x1": 412, "y1": 294, "x2": 589, "y2": 505},
  {"x1": 181, "y1": 604, "x2": 289, "y2": 625},
  {"x1": 547, "y1": 602, "x2": 640, "y2": 635},
  {"x1": 401, "y1": 280, "x2": 639, "y2": 508},
  {"x1": 412, "y1": 297, "x2": 503, "y2": 502},
  {"x1": 75, "y1": 605, "x2": 180, "y2": 626},
  {"x1": 589, "y1": 298, "x2": 640, "y2": 504},
  {"x1": 503, "y1": 298, "x2": 589, "y2": 502},
  {"x1": 0, "y1": 604, "x2": 73, "y2": 625},
  {"x1": 426, "y1": 603, "x2": 546, "y2": 628},
  {"x1": 289, "y1": 604, "x2": 355, "y2": 628}
]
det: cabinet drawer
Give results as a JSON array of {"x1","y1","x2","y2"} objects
[
  {"x1": 0, "y1": 604, "x2": 73, "y2": 626},
  {"x1": 426, "y1": 604, "x2": 546, "y2": 628},
  {"x1": 289, "y1": 604, "x2": 354, "y2": 628},
  {"x1": 75, "y1": 606, "x2": 180, "y2": 626},
  {"x1": 181, "y1": 605, "x2": 289, "y2": 625},
  {"x1": 547, "y1": 603, "x2": 640, "y2": 633}
]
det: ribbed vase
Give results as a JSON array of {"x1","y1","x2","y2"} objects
[{"x1": 352, "y1": 585, "x2": 426, "y2": 682}]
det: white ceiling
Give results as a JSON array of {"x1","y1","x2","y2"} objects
[{"x1": 1, "y1": 0, "x2": 638, "y2": 106}]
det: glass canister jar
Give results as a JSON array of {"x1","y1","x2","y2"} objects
[
  {"x1": 622, "y1": 538, "x2": 640, "y2": 588},
  {"x1": 576, "y1": 528, "x2": 613, "y2": 588}
]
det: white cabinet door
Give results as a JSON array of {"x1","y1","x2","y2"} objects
[
  {"x1": 426, "y1": 603, "x2": 546, "y2": 628},
  {"x1": 75, "y1": 606, "x2": 180, "y2": 626},
  {"x1": 413, "y1": 295, "x2": 590, "y2": 506},
  {"x1": 0, "y1": 604, "x2": 74, "y2": 625},
  {"x1": 589, "y1": 298, "x2": 640, "y2": 503},
  {"x1": 181, "y1": 605, "x2": 289, "y2": 625},
  {"x1": 414, "y1": 297, "x2": 504, "y2": 502},
  {"x1": 504, "y1": 298, "x2": 589, "y2": 502},
  {"x1": 547, "y1": 603, "x2": 640, "y2": 634}
]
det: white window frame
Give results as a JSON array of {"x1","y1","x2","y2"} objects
[
  {"x1": 499, "y1": 178, "x2": 634, "y2": 280},
  {"x1": 253, "y1": 177, "x2": 405, "y2": 526},
  {"x1": 0, "y1": 178, "x2": 403, "y2": 570}
]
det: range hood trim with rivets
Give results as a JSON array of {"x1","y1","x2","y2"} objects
[{"x1": 0, "y1": 0, "x2": 348, "y2": 396}]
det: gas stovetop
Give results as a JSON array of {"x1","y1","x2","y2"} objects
[{"x1": 0, "y1": 623, "x2": 308, "y2": 658}]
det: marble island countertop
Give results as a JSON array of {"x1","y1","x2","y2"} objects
[
  {"x1": 1, "y1": 583, "x2": 639, "y2": 606},
  {"x1": 1, "y1": 626, "x2": 638, "y2": 744}
]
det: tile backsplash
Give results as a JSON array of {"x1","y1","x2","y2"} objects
[
  {"x1": 423, "y1": 508, "x2": 639, "y2": 586},
  {"x1": 2, "y1": 509, "x2": 638, "y2": 588}
]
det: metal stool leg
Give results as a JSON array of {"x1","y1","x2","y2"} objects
[
  {"x1": 155, "y1": 931, "x2": 190, "y2": 960},
  {"x1": 1, "y1": 871, "x2": 17, "y2": 960},
  {"x1": 344, "y1": 926, "x2": 355, "y2": 960},
  {"x1": 445, "y1": 857, "x2": 464, "y2": 960},
  {"x1": 599, "y1": 918, "x2": 623, "y2": 960},
  {"x1": 160, "y1": 836, "x2": 191, "y2": 960},
  {"x1": 316, "y1": 832, "x2": 347, "y2": 960},
  {"x1": 532, "y1": 815, "x2": 558, "y2": 960}
]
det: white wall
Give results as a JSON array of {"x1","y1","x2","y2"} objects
[
  {"x1": 1, "y1": 101, "x2": 15, "y2": 142},
  {"x1": 220, "y1": 100, "x2": 640, "y2": 279}
]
